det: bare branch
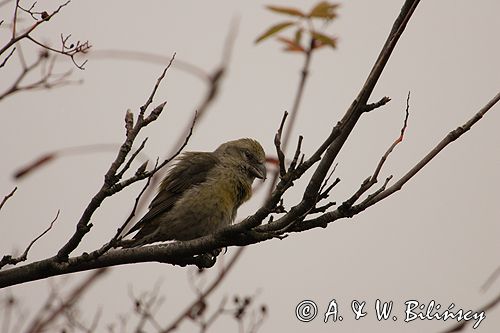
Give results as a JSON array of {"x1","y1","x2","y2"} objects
[
  {"x1": 341, "y1": 92, "x2": 411, "y2": 210},
  {"x1": 300, "y1": 0, "x2": 420, "y2": 205},
  {"x1": 215, "y1": 1, "x2": 421, "y2": 241},
  {"x1": 290, "y1": 91, "x2": 500, "y2": 233},
  {"x1": 0, "y1": 187, "x2": 17, "y2": 212},
  {"x1": 0, "y1": 0, "x2": 71, "y2": 57},
  {"x1": 27, "y1": 34, "x2": 91, "y2": 69},
  {"x1": 140, "y1": 53, "x2": 175, "y2": 116},
  {"x1": 88, "y1": 159, "x2": 158, "y2": 259},
  {"x1": 353, "y1": 90, "x2": 500, "y2": 211},
  {"x1": 0, "y1": 210, "x2": 59, "y2": 269},
  {"x1": 274, "y1": 111, "x2": 288, "y2": 177},
  {"x1": 0, "y1": 46, "x2": 15, "y2": 68},
  {"x1": 370, "y1": 92, "x2": 410, "y2": 182},
  {"x1": 55, "y1": 55, "x2": 177, "y2": 261}
]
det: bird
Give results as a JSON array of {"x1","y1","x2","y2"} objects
[{"x1": 123, "y1": 138, "x2": 266, "y2": 246}]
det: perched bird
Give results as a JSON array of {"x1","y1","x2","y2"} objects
[{"x1": 124, "y1": 138, "x2": 266, "y2": 246}]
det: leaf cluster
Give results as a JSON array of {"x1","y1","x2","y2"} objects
[{"x1": 255, "y1": 1, "x2": 339, "y2": 53}]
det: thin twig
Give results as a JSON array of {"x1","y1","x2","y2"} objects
[
  {"x1": 27, "y1": 35, "x2": 91, "y2": 69},
  {"x1": 354, "y1": 90, "x2": 500, "y2": 211},
  {"x1": 292, "y1": 91, "x2": 500, "y2": 232},
  {"x1": 140, "y1": 53, "x2": 175, "y2": 115},
  {"x1": 342, "y1": 92, "x2": 411, "y2": 210},
  {"x1": 0, "y1": 46, "x2": 15, "y2": 68},
  {"x1": 274, "y1": 111, "x2": 288, "y2": 177},
  {"x1": 116, "y1": 138, "x2": 148, "y2": 179},
  {"x1": 0, "y1": 0, "x2": 71, "y2": 57},
  {"x1": 370, "y1": 91, "x2": 410, "y2": 183},
  {"x1": 0, "y1": 187, "x2": 17, "y2": 212},
  {"x1": 0, "y1": 210, "x2": 59, "y2": 269}
]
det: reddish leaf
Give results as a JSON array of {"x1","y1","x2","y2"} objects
[
  {"x1": 266, "y1": 5, "x2": 305, "y2": 17},
  {"x1": 277, "y1": 37, "x2": 306, "y2": 52},
  {"x1": 255, "y1": 21, "x2": 295, "y2": 43}
]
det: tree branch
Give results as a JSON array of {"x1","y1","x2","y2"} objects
[
  {"x1": 290, "y1": 91, "x2": 500, "y2": 232},
  {"x1": 55, "y1": 55, "x2": 176, "y2": 261}
]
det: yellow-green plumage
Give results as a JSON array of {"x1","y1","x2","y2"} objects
[{"x1": 126, "y1": 138, "x2": 266, "y2": 246}]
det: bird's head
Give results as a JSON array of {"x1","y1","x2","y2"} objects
[{"x1": 215, "y1": 138, "x2": 267, "y2": 181}]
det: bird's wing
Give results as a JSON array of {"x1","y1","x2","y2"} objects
[{"x1": 126, "y1": 151, "x2": 219, "y2": 236}]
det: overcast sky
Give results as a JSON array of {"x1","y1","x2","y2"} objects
[{"x1": 1, "y1": 0, "x2": 499, "y2": 332}]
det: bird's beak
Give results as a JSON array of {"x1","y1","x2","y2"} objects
[{"x1": 251, "y1": 163, "x2": 267, "y2": 180}]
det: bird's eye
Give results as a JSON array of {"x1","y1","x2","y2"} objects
[{"x1": 243, "y1": 150, "x2": 252, "y2": 160}]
